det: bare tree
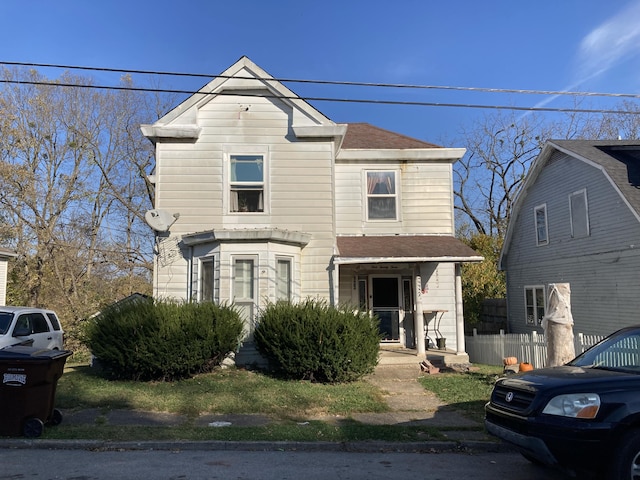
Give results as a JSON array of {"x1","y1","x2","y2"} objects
[
  {"x1": 454, "y1": 111, "x2": 554, "y2": 237},
  {"x1": 0, "y1": 67, "x2": 160, "y2": 342}
]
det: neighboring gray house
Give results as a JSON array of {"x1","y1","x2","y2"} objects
[
  {"x1": 500, "y1": 140, "x2": 640, "y2": 336},
  {"x1": 141, "y1": 56, "x2": 482, "y2": 362}
]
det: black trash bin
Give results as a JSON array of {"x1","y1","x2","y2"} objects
[{"x1": 0, "y1": 346, "x2": 72, "y2": 437}]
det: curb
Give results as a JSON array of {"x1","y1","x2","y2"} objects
[{"x1": 0, "y1": 438, "x2": 514, "y2": 454}]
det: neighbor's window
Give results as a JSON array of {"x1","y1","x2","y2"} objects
[
  {"x1": 230, "y1": 155, "x2": 264, "y2": 212},
  {"x1": 366, "y1": 171, "x2": 397, "y2": 220},
  {"x1": 200, "y1": 257, "x2": 215, "y2": 302},
  {"x1": 525, "y1": 286, "x2": 546, "y2": 326},
  {"x1": 569, "y1": 189, "x2": 590, "y2": 238},
  {"x1": 534, "y1": 204, "x2": 548, "y2": 246},
  {"x1": 275, "y1": 258, "x2": 292, "y2": 301}
]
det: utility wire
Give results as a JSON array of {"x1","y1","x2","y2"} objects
[
  {"x1": 2, "y1": 78, "x2": 640, "y2": 115},
  {"x1": 2, "y1": 60, "x2": 639, "y2": 100}
]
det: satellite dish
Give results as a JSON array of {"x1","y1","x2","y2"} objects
[{"x1": 145, "y1": 209, "x2": 179, "y2": 232}]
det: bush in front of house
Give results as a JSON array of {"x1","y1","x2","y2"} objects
[
  {"x1": 253, "y1": 299, "x2": 380, "y2": 383},
  {"x1": 83, "y1": 298, "x2": 244, "y2": 381}
]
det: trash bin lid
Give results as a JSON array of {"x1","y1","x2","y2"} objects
[{"x1": 0, "y1": 346, "x2": 72, "y2": 361}]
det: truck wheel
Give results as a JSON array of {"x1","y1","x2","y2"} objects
[
  {"x1": 609, "y1": 430, "x2": 640, "y2": 480},
  {"x1": 23, "y1": 418, "x2": 44, "y2": 438}
]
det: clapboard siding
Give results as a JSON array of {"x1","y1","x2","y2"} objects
[
  {"x1": 335, "y1": 162, "x2": 454, "y2": 235},
  {"x1": 504, "y1": 150, "x2": 640, "y2": 336}
]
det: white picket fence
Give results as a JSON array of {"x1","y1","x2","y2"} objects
[{"x1": 464, "y1": 329, "x2": 605, "y2": 368}]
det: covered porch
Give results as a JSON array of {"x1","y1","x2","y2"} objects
[{"x1": 333, "y1": 235, "x2": 483, "y2": 360}]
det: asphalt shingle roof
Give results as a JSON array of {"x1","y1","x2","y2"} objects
[
  {"x1": 342, "y1": 123, "x2": 442, "y2": 150},
  {"x1": 336, "y1": 235, "x2": 482, "y2": 261}
]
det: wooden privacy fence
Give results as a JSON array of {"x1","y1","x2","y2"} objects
[{"x1": 464, "y1": 329, "x2": 604, "y2": 368}]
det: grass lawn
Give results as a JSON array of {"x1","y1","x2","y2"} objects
[
  {"x1": 418, "y1": 364, "x2": 504, "y2": 423},
  {"x1": 39, "y1": 362, "x2": 502, "y2": 442}
]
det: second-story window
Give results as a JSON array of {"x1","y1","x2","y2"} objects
[
  {"x1": 366, "y1": 171, "x2": 397, "y2": 220},
  {"x1": 569, "y1": 189, "x2": 589, "y2": 238},
  {"x1": 230, "y1": 155, "x2": 264, "y2": 212}
]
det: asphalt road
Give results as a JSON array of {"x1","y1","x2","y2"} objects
[{"x1": 1, "y1": 447, "x2": 573, "y2": 479}]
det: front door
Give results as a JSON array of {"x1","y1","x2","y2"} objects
[{"x1": 371, "y1": 276, "x2": 401, "y2": 342}]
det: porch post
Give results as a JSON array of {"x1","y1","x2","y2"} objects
[
  {"x1": 455, "y1": 263, "x2": 465, "y2": 354},
  {"x1": 414, "y1": 272, "x2": 426, "y2": 356}
]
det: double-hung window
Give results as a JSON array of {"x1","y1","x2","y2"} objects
[
  {"x1": 275, "y1": 258, "x2": 292, "y2": 301},
  {"x1": 569, "y1": 189, "x2": 589, "y2": 238},
  {"x1": 534, "y1": 204, "x2": 548, "y2": 246},
  {"x1": 230, "y1": 155, "x2": 264, "y2": 213},
  {"x1": 525, "y1": 286, "x2": 546, "y2": 326},
  {"x1": 366, "y1": 171, "x2": 397, "y2": 220},
  {"x1": 233, "y1": 257, "x2": 256, "y2": 334},
  {"x1": 200, "y1": 257, "x2": 215, "y2": 302}
]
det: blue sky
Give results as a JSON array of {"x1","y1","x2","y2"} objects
[{"x1": 2, "y1": 0, "x2": 640, "y2": 145}]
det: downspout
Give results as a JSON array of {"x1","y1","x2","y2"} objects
[{"x1": 187, "y1": 245, "x2": 193, "y2": 302}]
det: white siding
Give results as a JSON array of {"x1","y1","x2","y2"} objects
[
  {"x1": 335, "y1": 161, "x2": 454, "y2": 235},
  {"x1": 152, "y1": 92, "x2": 335, "y2": 302},
  {"x1": 0, "y1": 259, "x2": 7, "y2": 306}
]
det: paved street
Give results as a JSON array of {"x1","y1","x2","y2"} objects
[{"x1": 1, "y1": 447, "x2": 572, "y2": 479}]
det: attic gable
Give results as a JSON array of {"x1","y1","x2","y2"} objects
[{"x1": 141, "y1": 56, "x2": 344, "y2": 143}]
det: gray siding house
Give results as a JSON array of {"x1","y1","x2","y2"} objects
[
  {"x1": 141, "y1": 56, "x2": 481, "y2": 363},
  {"x1": 500, "y1": 140, "x2": 640, "y2": 336}
]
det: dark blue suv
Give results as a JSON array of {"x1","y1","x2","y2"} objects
[{"x1": 486, "y1": 326, "x2": 640, "y2": 479}]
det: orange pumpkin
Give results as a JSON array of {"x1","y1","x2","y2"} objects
[
  {"x1": 503, "y1": 356, "x2": 518, "y2": 366},
  {"x1": 519, "y1": 362, "x2": 534, "y2": 372}
]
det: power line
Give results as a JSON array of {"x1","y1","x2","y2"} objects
[
  {"x1": 2, "y1": 60, "x2": 640, "y2": 100},
  {"x1": 2, "y1": 78, "x2": 640, "y2": 116}
]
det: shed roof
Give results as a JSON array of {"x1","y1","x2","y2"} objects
[{"x1": 335, "y1": 235, "x2": 483, "y2": 264}]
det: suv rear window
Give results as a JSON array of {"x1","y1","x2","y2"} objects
[
  {"x1": 31, "y1": 313, "x2": 50, "y2": 334},
  {"x1": 46, "y1": 313, "x2": 61, "y2": 331}
]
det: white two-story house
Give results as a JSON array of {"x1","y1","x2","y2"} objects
[{"x1": 141, "y1": 56, "x2": 481, "y2": 364}]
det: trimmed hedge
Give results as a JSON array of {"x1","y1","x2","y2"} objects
[
  {"x1": 84, "y1": 298, "x2": 244, "y2": 381},
  {"x1": 254, "y1": 299, "x2": 380, "y2": 383}
]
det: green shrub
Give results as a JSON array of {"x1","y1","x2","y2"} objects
[
  {"x1": 83, "y1": 298, "x2": 244, "y2": 381},
  {"x1": 253, "y1": 299, "x2": 380, "y2": 383}
]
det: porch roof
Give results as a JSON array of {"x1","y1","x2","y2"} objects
[{"x1": 334, "y1": 235, "x2": 483, "y2": 265}]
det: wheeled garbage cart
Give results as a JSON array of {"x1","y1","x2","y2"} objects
[{"x1": 0, "y1": 346, "x2": 72, "y2": 437}]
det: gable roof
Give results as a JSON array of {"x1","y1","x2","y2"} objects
[
  {"x1": 335, "y1": 235, "x2": 483, "y2": 264},
  {"x1": 550, "y1": 140, "x2": 640, "y2": 215},
  {"x1": 500, "y1": 139, "x2": 640, "y2": 269},
  {"x1": 141, "y1": 56, "x2": 344, "y2": 143}
]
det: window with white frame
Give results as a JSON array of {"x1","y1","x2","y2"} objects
[
  {"x1": 275, "y1": 257, "x2": 292, "y2": 301},
  {"x1": 366, "y1": 171, "x2": 397, "y2": 220},
  {"x1": 233, "y1": 258, "x2": 255, "y2": 300},
  {"x1": 230, "y1": 154, "x2": 264, "y2": 213},
  {"x1": 200, "y1": 257, "x2": 215, "y2": 302},
  {"x1": 233, "y1": 257, "x2": 256, "y2": 334},
  {"x1": 569, "y1": 189, "x2": 589, "y2": 238},
  {"x1": 534, "y1": 204, "x2": 548, "y2": 246},
  {"x1": 525, "y1": 286, "x2": 546, "y2": 325}
]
